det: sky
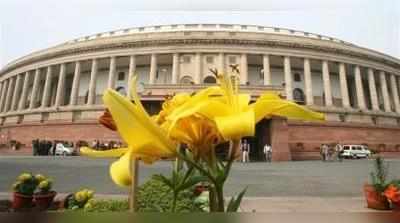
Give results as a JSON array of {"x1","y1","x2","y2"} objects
[{"x1": 0, "y1": 0, "x2": 399, "y2": 68}]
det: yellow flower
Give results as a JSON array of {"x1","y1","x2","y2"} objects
[
  {"x1": 17, "y1": 173, "x2": 32, "y2": 182},
  {"x1": 74, "y1": 191, "x2": 86, "y2": 203},
  {"x1": 38, "y1": 180, "x2": 51, "y2": 190},
  {"x1": 81, "y1": 76, "x2": 177, "y2": 187},
  {"x1": 35, "y1": 174, "x2": 46, "y2": 183}
]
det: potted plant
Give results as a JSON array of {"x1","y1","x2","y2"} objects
[
  {"x1": 384, "y1": 180, "x2": 400, "y2": 211},
  {"x1": 65, "y1": 189, "x2": 94, "y2": 210},
  {"x1": 33, "y1": 174, "x2": 57, "y2": 210},
  {"x1": 12, "y1": 173, "x2": 39, "y2": 210},
  {"x1": 364, "y1": 156, "x2": 390, "y2": 210}
]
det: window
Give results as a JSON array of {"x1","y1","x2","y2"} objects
[
  {"x1": 115, "y1": 86, "x2": 126, "y2": 96},
  {"x1": 293, "y1": 88, "x2": 305, "y2": 104},
  {"x1": 182, "y1": 56, "x2": 191, "y2": 64},
  {"x1": 228, "y1": 56, "x2": 237, "y2": 64},
  {"x1": 203, "y1": 76, "x2": 217, "y2": 84},
  {"x1": 206, "y1": 56, "x2": 214, "y2": 64},
  {"x1": 294, "y1": 73, "x2": 301, "y2": 82},
  {"x1": 117, "y1": 72, "x2": 125, "y2": 81}
]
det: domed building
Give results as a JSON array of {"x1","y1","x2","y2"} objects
[{"x1": 1, "y1": 24, "x2": 400, "y2": 160}]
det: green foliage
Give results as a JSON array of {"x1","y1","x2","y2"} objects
[
  {"x1": 137, "y1": 175, "x2": 203, "y2": 212},
  {"x1": 226, "y1": 187, "x2": 247, "y2": 212},
  {"x1": 370, "y1": 156, "x2": 389, "y2": 192}
]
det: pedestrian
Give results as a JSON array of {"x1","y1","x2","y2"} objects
[
  {"x1": 241, "y1": 139, "x2": 249, "y2": 163},
  {"x1": 245, "y1": 141, "x2": 250, "y2": 162},
  {"x1": 320, "y1": 144, "x2": 325, "y2": 161},
  {"x1": 335, "y1": 143, "x2": 344, "y2": 162},
  {"x1": 263, "y1": 143, "x2": 272, "y2": 162}
]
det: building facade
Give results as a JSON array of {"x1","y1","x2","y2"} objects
[{"x1": 0, "y1": 24, "x2": 400, "y2": 160}]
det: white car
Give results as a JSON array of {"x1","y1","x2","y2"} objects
[
  {"x1": 341, "y1": 145, "x2": 371, "y2": 159},
  {"x1": 54, "y1": 143, "x2": 75, "y2": 156}
]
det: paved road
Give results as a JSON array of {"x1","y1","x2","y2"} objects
[{"x1": 0, "y1": 156, "x2": 399, "y2": 197}]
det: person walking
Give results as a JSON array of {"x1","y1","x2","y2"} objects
[
  {"x1": 335, "y1": 143, "x2": 344, "y2": 162},
  {"x1": 263, "y1": 143, "x2": 272, "y2": 162},
  {"x1": 241, "y1": 139, "x2": 250, "y2": 163}
]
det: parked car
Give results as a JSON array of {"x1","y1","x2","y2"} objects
[
  {"x1": 54, "y1": 143, "x2": 76, "y2": 156},
  {"x1": 341, "y1": 145, "x2": 371, "y2": 159}
]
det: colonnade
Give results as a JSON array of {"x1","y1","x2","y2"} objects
[{"x1": 0, "y1": 53, "x2": 399, "y2": 115}]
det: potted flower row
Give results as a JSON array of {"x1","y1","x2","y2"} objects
[
  {"x1": 12, "y1": 173, "x2": 57, "y2": 210},
  {"x1": 364, "y1": 157, "x2": 400, "y2": 211}
]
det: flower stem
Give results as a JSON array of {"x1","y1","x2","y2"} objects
[
  {"x1": 216, "y1": 184, "x2": 225, "y2": 212},
  {"x1": 171, "y1": 192, "x2": 177, "y2": 212}
]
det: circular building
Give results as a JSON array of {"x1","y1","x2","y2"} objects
[{"x1": 1, "y1": 24, "x2": 400, "y2": 160}]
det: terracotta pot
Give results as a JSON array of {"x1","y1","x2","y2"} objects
[
  {"x1": 392, "y1": 201, "x2": 400, "y2": 211},
  {"x1": 34, "y1": 191, "x2": 57, "y2": 210},
  {"x1": 12, "y1": 192, "x2": 33, "y2": 210},
  {"x1": 363, "y1": 184, "x2": 390, "y2": 210}
]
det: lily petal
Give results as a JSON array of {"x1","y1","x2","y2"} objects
[
  {"x1": 103, "y1": 89, "x2": 176, "y2": 159},
  {"x1": 215, "y1": 109, "x2": 255, "y2": 140},
  {"x1": 110, "y1": 150, "x2": 133, "y2": 187},
  {"x1": 80, "y1": 147, "x2": 128, "y2": 158},
  {"x1": 251, "y1": 92, "x2": 325, "y2": 122}
]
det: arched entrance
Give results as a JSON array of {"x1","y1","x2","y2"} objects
[{"x1": 203, "y1": 76, "x2": 217, "y2": 84}]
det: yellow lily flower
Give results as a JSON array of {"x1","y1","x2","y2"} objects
[{"x1": 81, "y1": 77, "x2": 177, "y2": 187}]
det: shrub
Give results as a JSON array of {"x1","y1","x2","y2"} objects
[
  {"x1": 84, "y1": 199, "x2": 129, "y2": 212},
  {"x1": 137, "y1": 175, "x2": 203, "y2": 212}
]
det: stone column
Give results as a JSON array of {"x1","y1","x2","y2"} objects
[
  {"x1": 41, "y1": 66, "x2": 53, "y2": 108},
  {"x1": 0, "y1": 80, "x2": 9, "y2": 112},
  {"x1": 322, "y1": 61, "x2": 333, "y2": 107},
  {"x1": 390, "y1": 74, "x2": 400, "y2": 113},
  {"x1": 0, "y1": 82, "x2": 4, "y2": 112},
  {"x1": 87, "y1": 59, "x2": 98, "y2": 105},
  {"x1": 304, "y1": 58, "x2": 313, "y2": 105},
  {"x1": 4, "y1": 77, "x2": 15, "y2": 112},
  {"x1": 354, "y1": 65, "x2": 366, "y2": 110},
  {"x1": 127, "y1": 55, "x2": 137, "y2": 99},
  {"x1": 284, "y1": 56, "x2": 293, "y2": 100},
  {"x1": 240, "y1": 53, "x2": 248, "y2": 85},
  {"x1": 69, "y1": 61, "x2": 81, "y2": 106},
  {"x1": 171, "y1": 53, "x2": 179, "y2": 84},
  {"x1": 18, "y1": 72, "x2": 30, "y2": 110},
  {"x1": 368, "y1": 68, "x2": 379, "y2": 111},
  {"x1": 263, "y1": 54, "x2": 271, "y2": 85},
  {"x1": 29, "y1": 69, "x2": 41, "y2": 109},
  {"x1": 149, "y1": 54, "x2": 157, "y2": 84},
  {"x1": 218, "y1": 53, "x2": 225, "y2": 73},
  {"x1": 380, "y1": 71, "x2": 391, "y2": 112},
  {"x1": 11, "y1": 74, "x2": 23, "y2": 111},
  {"x1": 339, "y1": 63, "x2": 350, "y2": 109},
  {"x1": 54, "y1": 63, "x2": 66, "y2": 107},
  {"x1": 107, "y1": 56, "x2": 116, "y2": 89},
  {"x1": 194, "y1": 53, "x2": 202, "y2": 84}
]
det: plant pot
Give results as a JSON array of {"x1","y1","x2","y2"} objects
[
  {"x1": 392, "y1": 201, "x2": 400, "y2": 211},
  {"x1": 12, "y1": 192, "x2": 33, "y2": 210},
  {"x1": 34, "y1": 191, "x2": 57, "y2": 210},
  {"x1": 363, "y1": 184, "x2": 390, "y2": 210}
]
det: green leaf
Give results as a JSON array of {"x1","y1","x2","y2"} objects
[{"x1": 226, "y1": 187, "x2": 247, "y2": 212}]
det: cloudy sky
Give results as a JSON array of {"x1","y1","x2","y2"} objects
[{"x1": 0, "y1": 0, "x2": 399, "y2": 68}]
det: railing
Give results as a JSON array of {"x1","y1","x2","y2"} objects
[{"x1": 65, "y1": 24, "x2": 352, "y2": 46}]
